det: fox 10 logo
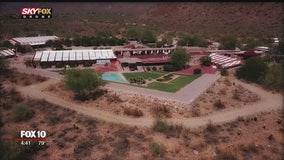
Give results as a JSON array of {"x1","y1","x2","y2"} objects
[{"x1": 21, "y1": 8, "x2": 52, "y2": 19}]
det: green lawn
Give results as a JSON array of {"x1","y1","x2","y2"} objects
[
  {"x1": 123, "y1": 71, "x2": 165, "y2": 81},
  {"x1": 147, "y1": 74, "x2": 201, "y2": 92}
]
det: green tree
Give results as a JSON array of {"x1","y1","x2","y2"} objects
[
  {"x1": 236, "y1": 57, "x2": 268, "y2": 84},
  {"x1": 81, "y1": 36, "x2": 92, "y2": 47},
  {"x1": 0, "y1": 41, "x2": 14, "y2": 48},
  {"x1": 62, "y1": 38, "x2": 72, "y2": 47},
  {"x1": 200, "y1": 56, "x2": 212, "y2": 66},
  {"x1": 269, "y1": 38, "x2": 284, "y2": 63},
  {"x1": 178, "y1": 35, "x2": 202, "y2": 47},
  {"x1": 242, "y1": 37, "x2": 266, "y2": 50},
  {"x1": 127, "y1": 28, "x2": 139, "y2": 41},
  {"x1": 52, "y1": 40, "x2": 63, "y2": 50},
  {"x1": 169, "y1": 48, "x2": 189, "y2": 71},
  {"x1": 72, "y1": 36, "x2": 82, "y2": 46},
  {"x1": 220, "y1": 36, "x2": 238, "y2": 50},
  {"x1": 15, "y1": 43, "x2": 33, "y2": 53},
  {"x1": 141, "y1": 30, "x2": 156, "y2": 43},
  {"x1": 64, "y1": 69, "x2": 103, "y2": 100},
  {"x1": 263, "y1": 64, "x2": 283, "y2": 91},
  {"x1": 12, "y1": 103, "x2": 35, "y2": 122},
  {"x1": 0, "y1": 57, "x2": 8, "y2": 75}
]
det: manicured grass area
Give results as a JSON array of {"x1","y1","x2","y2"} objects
[
  {"x1": 148, "y1": 74, "x2": 201, "y2": 92},
  {"x1": 123, "y1": 72, "x2": 165, "y2": 81}
]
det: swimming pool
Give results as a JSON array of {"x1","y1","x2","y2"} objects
[{"x1": 101, "y1": 73, "x2": 126, "y2": 83}]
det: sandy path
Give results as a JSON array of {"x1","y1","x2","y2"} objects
[{"x1": 16, "y1": 78, "x2": 282, "y2": 129}]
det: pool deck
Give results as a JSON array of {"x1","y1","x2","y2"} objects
[{"x1": 104, "y1": 73, "x2": 221, "y2": 105}]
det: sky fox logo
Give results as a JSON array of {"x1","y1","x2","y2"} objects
[{"x1": 21, "y1": 8, "x2": 52, "y2": 19}]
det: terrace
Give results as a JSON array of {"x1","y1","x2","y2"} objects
[{"x1": 122, "y1": 71, "x2": 201, "y2": 93}]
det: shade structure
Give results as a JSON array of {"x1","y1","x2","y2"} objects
[
  {"x1": 209, "y1": 53, "x2": 242, "y2": 68},
  {"x1": 0, "y1": 49, "x2": 15, "y2": 57},
  {"x1": 9, "y1": 36, "x2": 59, "y2": 46},
  {"x1": 33, "y1": 49, "x2": 117, "y2": 63}
]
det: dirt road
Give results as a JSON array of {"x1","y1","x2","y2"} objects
[{"x1": 17, "y1": 78, "x2": 282, "y2": 129}]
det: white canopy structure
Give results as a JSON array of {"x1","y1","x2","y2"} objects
[
  {"x1": 33, "y1": 49, "x2": 116, "y2": 63},
  {"x1": 0, "y1": 49, "x2": 15, "y2": 57},
  {"x1": 209, "y1": 53, "x2": 242, "y2": 68},
  {"x1": 9, "y1": 36, "x2": 59, "y2": 46}
]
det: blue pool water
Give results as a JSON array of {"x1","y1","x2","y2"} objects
[{"x1": 102, "y1": 73, "x2": 126, "y2": 83}]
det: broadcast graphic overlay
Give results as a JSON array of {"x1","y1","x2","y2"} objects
[
  {"x1": 21, "y1": 8, "x2": 52, "y2": 19},
  {"x1": 1, "y1": 130, "x2": 47, "y2": 146}
]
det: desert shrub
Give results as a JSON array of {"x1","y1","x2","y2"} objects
[
  {"x1": 236, "y1": 57, "x2": 268, "y2": 84},
  {"x1": 64, "y1": 69, "x2": 103, "y2": 101},
  {"x1": 168, "y1": 124, "x2": 184, "y2": 138},
  {"x1": 152, "y1": 66, "x2": 157, "y2": 71},
  {"x1": 55, "y1": 62, "x2": 64, "y2": 68},
  {"x1": 24, "y1": 59, "x2": 33, "y2": 68},
  {"x1": 152, "y1": 119, "x2": 171, "y2": 133},
  {"x1": 263, "y1": 64, "x2": 284, "y2": 91},
  {"x1": 23, "y1": 79, "x2": 32, "y2": 86},
  {"x1": 40, "y1": 64, "x2": 50, "y2": 68},
  {"x1": 12, "y1": 103, "x2": 35, "y2": 122},
  {"x1": 151, "y1": 105, "x2": 172, "y2": 118},
  {"x1": 146, "y1": 66, "x2": 151, "y2": 71},
  {"x1": 194, "y1": 68, "x2": 202, "y2": 74},
  {"x1": 74, "y1": 138, "x2": 94, "y2": 157},
  {"x1": 111, "y1": 138, "x2": 130, "y2": 156},
  {"x1": 163, "y1": 64, "x2": 175, "y2": 72},
  {"x1": 130, "y1": 76, "x2": 145, "y2": 85},
  {"x1": 224, "y1": 78, "x2": 232, "y2": 86},
  {"x1": 205, "y1": 121, "x2": 218, "y2": 134},
  {"x1": 215, "y1": 149, "x2": 238, "y2": 160},
  {"x1": 220, "y1": 68, "x2": 228, "y2": 76},
  {"x1": 48, "y1": 115, "x2": 61, "y2": 125},
  {"x1": 191, "y1": 106, "x2": 201, "y2": 117},
  {"x1": 214, "y1": 99, "x2": 225, "y2": 109},
  {"x1": 204, "y1": 133, "x2": 219, "y2": 145},
  {"x1": 83, "y1": 62, "x2": 92, "y2": 67},
  {"x1": 107, "y1": 93, "x2": 122, "y2": 103},
  {"x1": 0, "y1": 57, "x2": 9, "y2": 75},
  {"x1": 35, "y1": 75, "x2": 47, "y2": 82},
  {"x1": 123, "y1": 107, "x2": 144, "y2": 117},
  {"x1": 47, "y1": 84, "x2": 56, "y2": 91},
  {"x1": 239, "y1": 143, "x2": 259, "y2": 154},
  {"x1": 0, "y1": 140, "x2": 46, "y2": 160},
  {"x1": 156, "y1": 78, "x2": 164, "y2": 82},
  {"x1": 149, "y1": 142, "x2": 166, "y2": 157},
  {"x1": 200, "y1": 56, "x2": 212, "y2": 66},
  {"x1": 232, "y1": 90, "x2": 241, "y2": 100},
  {"x1": 8, "y1": 87, "x2": 24, "y2": 103},
  {"x1": 219, "y1": 88, "x2": 227, "y2": 95}
]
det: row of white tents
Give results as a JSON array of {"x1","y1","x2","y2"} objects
[
  {"x1": 33, "y1": 49, "x2": 116, "y2": 64},
  {"x1": 9, "y1": 36, "x2": 59, "y2": 46},
  {"x1": 0, "y1": 49, "x2": 15, "y2": 57},
  {"x1": 209, "y1": 53, "x2": 242, "y2": 68}
]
